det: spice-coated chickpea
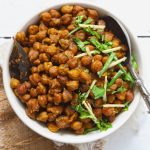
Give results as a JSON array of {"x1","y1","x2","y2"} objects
[
  {"x1": 28, "y1": 49, "x2": 39, "y2": 62},
  {"x1": 29, "y1": 73, "x2": 41, "y2": 86},
  {"x1": 104, "y1": 32, "x2": 114, "y2": 42},
  {"x1": 39, "y1": 22, "x2": 48, "y2": 31},
  {"x1": 38, "y1": 95, "x2": 47, "y2": 108},
  {"x1": 28, "y1": 25, "x2": 39, "y2": 35},
  {"x1": 66, "y1": 81, "x2": 79, "y2": 91},
  {"x1": 62, "y1": 89, "x2": 73, "y2": 103},
  {"x1": 71, "y1": 121, "x2": 83, "y2": 130},
  {"x1": 87, "y1": 9, "x2": 98, "y2": 20},
  {"x1": 37, "y1": 111, "x2": 48, "y2": 122},
  {"x1": 36, "y1": 31, "x2": 47, "y2": 42},
  {"x1": 48, "y1": 122, "x2": 59, "y2": 132},
  {"x1": 16, "y1": 31, "x2": 26, "y2": 42},
  {"x1": 49, "y1": 18, "x2": 61, "y2": 27},
  {"x1": 43, "y1": 62, "x2": 53, "y2": 73},
  {"x1": 56, "y1": 116, "x2": 70, "y2": 128},
  {"x1": 91, "y1": 60, "x2": 103, "y2": 73},
  {"x1": 10, "y1": 78, "x2": 20, "y2": 89},
  {"x1": 30, "y1": 88, "x2": 38, "y2": 98},
  {"x1": 46, "y1": 44, "x2": 58, "y2": 56},
  {"x1": 53, "y1": 93, "x2": 62, "y2": 105},
  {"x1": 49, "y1": 9, "x2": 61, "y2": 18},
  {"x1": 61, "y1": 14, "x2": 72, "y2": 25},
  {"x1": 27, "y1": 98, "x2": 39, "y2": 113},
  {"x1": 49, "y1": 66, "x2": 58, "y2": 77},
  {"x1": 61, "y1": 5, "x2": 73, "y2": 14},
  {"x1": 72, "y1": 5, "x2": 84, "y2": 16},
  {"x1": 81, "y1": 56, "x2": 92, "y2": 67},
  {"x1": 40, "y1": 12, "x2": 51, "y2": 22},
  {"x1": 126, "y1": 90, "x2": 134, "y2": 102},
  {"x1": 67, "y1": 58, "x2": 78, "y2": 69},
  {"x1": 102, "y1": 107, "x2": 116, "y2": 117},
  {"x1": 68, "y1": 69, "x2": 80, "y2": 80},
  {"x1": 75, "y1": 30, "x2": 86, "y2": 41}
]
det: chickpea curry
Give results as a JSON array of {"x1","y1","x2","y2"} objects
[{"x1": 10, "y1": 5, "x2": 138, "y2": 134}]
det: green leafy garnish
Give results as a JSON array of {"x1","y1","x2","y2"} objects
[
  {"x1": 97, "y1": 119, "x2": 112, "y2": 131},
  {"x1": 84, "y1": 27, "x2": 101, "y2": 39},
  {"x1": 107, "y1": 70, "x2": 124, "y2": 88},
  {"x1": 78, "y1": 90, "x2": 87, "y2": 103},
  {"x1": 73, "y1": 38, "x2": 89, "y2": 52},
  {"x1": 111, "y1": 86, "x2": 127, "y2": 94},
  {"x1": 92, "y1": 85, "x2": 105, "y2": 99},
  {"x1": 123, "y1": 101, "x2": 130, "y2": 111},
  {"x1": 69, "y1": 17, "x2": 93, "y2": 35},
  {"x1": 97, "y1": 52, "x2": 115, "y2": 77}
]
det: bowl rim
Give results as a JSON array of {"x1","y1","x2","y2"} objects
[{"x1": 1, "y1": 0, "x2": 142, "y2": 144}]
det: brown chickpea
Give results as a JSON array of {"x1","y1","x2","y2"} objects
[
  {"x1": 121, "y1": 44, "x2": 128, "y2": 52},
  {"x1": 67, "y1": 24, "x2": 75, "y2": 31},
  {"x1": 10, "y1": 78, "x2": 20, "y2": 89},
  {"x1": 84, "y1": 121, "x2": 93, "y2": 129},
  {"x1": 39, "y1": 45, "x2": 48, "y2": 53},
  {"x1": 47, "y1": 95, "x2": 53, "y2": 103},
  {"x1": 47, "y1": 28, "x2": 58, "y2": 35},
  {"x1": 40, "y1": 12, "x2": 51, "y2": 22},
  {"x1": 49, "y1": 34, "x2": 60, "y2": 44},
  {"x1": 80, "y1": 71, "x2": 92, "y2": 84},
  {"x1": 126, "y1": 90, "x2": 134, "y2": 102},
  {"x1": 68, "y1": 69, "x2": 80, "y2": 80},
  {"x1": 53, "y1": 93, "x2": 62, "y2": 105},
  {"x1": 61, "y1": 5, "x2": 73, "y2": 14},
  {"x1": 39, "y1": 53, "x2": 49, "y2": 62},
  {"x1": 64, "y1": 50, "x2": 74, "y2": 59},
  {"x1": 69, "y1": 42, "x2": 78, "y2": 55},
  {"x1": 36, "y1": 31, "x2": 47, "y2": 42},
  {"x1": 29, "y1": 35, "x2": 37, "y2": 45},
  {"x1": 49, "y1": 18, "x2": 61, "y2": 27},
  {"x1": 115, "y1": 51, "x2": 125, "y2": 59},
  {"x1": 42, "y1": 38, "x2": 51, "y2": 45},
  {"x1": 20, "y1": 94, "x2": 31, "y2": 103},
  {"x1": 94, "y1": 99, "x2": 103, "y2": 107},
  {"x1": 102, "y1": 56, "x2": 108, "y2": 64},
  {"x1": 81, "y1": 56, "x2": 92, "y2": 67},
  {"x1": 36, "y1": 83, "x2": 47, "y2": 95},
  {"x1": 58, "y1": 64, "x2": 69, "y2": 76},
  {"x1": 49, "y1": 9, "x2": 61, "y2": 18},
  {"x1": 37, "y1": 112, "x2": 48, "y2": 122},
  {"x1": 26, "y1": 109, "x2": 36, "y2": 119},
  {"x1": 72, "y1": 5, "x2": 84, "y2": 16},
  {"x1": 59, "y1": 29, "x2": 69, "y2": 39},
  {"x1": 56, "y1": 116, "x2": 70, "y2": 128},
  {"x1": 28, "y1": 49, "x2": 39, "y2": 62},
  {"x1": 49, "y1": 66, "x2": 58, "y2": 77},
  {"x1": 16, "y1": 31, "x2": 26, "y2": 43},
  {"x1": 77, "y1": 10, "x2": 87, "y2": 20},
  {"x1": 67, "y1": 58, "x2": 78, "y2": 69},
  {"x1": 65, "y1": 106, "x2": 75, "y2": 116},
  {"x1": 46, "y1": 44, "x2": 58, "y2": 56},
  {"x1": 41, "y1": 74, "x2": 51, "y2": 85},
  {"x1": 115, "y1": 78, "x2": 123, "y2": 87},
  {"x1": 57, "y1": 75, "x2": 68, "y2": 85},
  {"x1": 30, "y1": 88, "x2": 38, "y2": 97},
  {"x1": 47, "y1": 106, "x2": 63, "y2": 115},
  {"x1": 104, "y1": 32, "x2": 114, "y2": 42},
  {"x1": 110, "y1": 84, "x2": 118, "y2": 91},
  {"x1": 59, "y1": 39, "x2": 70, "y2": 50},
  {"x1": 61, "y1": 14, "x2": 72, "y2": 25},
  {"x1": 62, "y1": 89, "x2": 73, "y2": 103},
  {"x1": 48, "y1": 113, "x2": 58, "y2": 122},
  {"x1": 75, "y1": 127, "x2": 84, "y2": 134},
  {"x1": 33, "y1": 42, "x2": 41, "y2": 51},
  {"x1": 86, "y1": 45, "x2": 95, "y2": 51},
  {"x1": 66, "y1": 81, "x2": 79, "y2": 91},
  {"x1": 116, "y1": 92, "x2": 126, "y2": 101},
  {"x1": 69, "y1": 112, "x2": 78, "y2": 122},
  {"x1": 71, "y1": 121, "x2": 83, "y2": 130},
  {"x1": 23, "y1": 47, "x2": 30, "y2": 54},
  {"x1": 28, "y1": 25, "x2": 39, "y2": 35},
  {"x1": 29, "y1": 73, "x2": 41, "y2": 86},
  {"x1": 50, "y1": 79, "x2": 61, "y2": 89},
  {"x1": 108, "y1": 95, "x2": 115, "y2": 103},
  {"x1": 27, "y1": 99, "x2": 39, "y2": 113},
  {"x1": 93, "y1": 55, "x2": 102, "y2": 61},
  {"x1": 112, "y1": 38, "x2": 121, "y2": 48},
  {"x1": 37, "y1": 64, "x2": 44, "y2": 72},
  {"x1": 39, "y1": 22, "x2": 48, "y2": 31},
  {"x1": 75, "y1": 30, "x2": 86, "y2": 41},
  {"x1": 102, "y1": 107, "x2": 116, "y2": 117},
  {"x1": 43, "y1": 62, "x2": 53, "y2": 73},
  {"x1": 93, "y1": 108, "x2": 102, "y2": 118},
  {"x1": 48, "y1": 122, "x2": 59, "y2": 132},
  {"x1": 87, "y1": 9, "x2": 98, "y2": 20},
  {"x1": 16, "y1": 82, "x2": 31, "y2": 95},
  {"x1": 91, "y1": 60, "x2": 103, "y2": 73},
  {"x1": 38, "y1": 95, "x2": 47, "y2": 108}
]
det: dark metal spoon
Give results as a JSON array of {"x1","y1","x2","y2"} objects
[{"x1": 103, "y1": 16, "x2": 150, "y2": 112}]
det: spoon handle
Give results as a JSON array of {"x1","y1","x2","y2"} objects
[{"x1": 135, "y1": 76, "x2": 150, "y2": 112}]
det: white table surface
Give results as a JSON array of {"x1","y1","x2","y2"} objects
[{"x1": 0, "y1": 0, "x2": 150, "y2": 150}]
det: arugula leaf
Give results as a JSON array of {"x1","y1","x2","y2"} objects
[
  {"x1": 73, "y1": 38, "x2": 89, "y2": 52},
  {"x1": 131, "y1": 54, "x2": 138, "y2": 70},
  {"x1": 92, "y1": 85, "x2": 105, "y2": 99},
  {"x1": 111, "y1": 86, "x2": 127, "y2": 94}
]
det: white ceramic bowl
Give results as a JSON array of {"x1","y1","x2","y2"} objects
[{"x1": 0, "y1": 0, "x2": 142, "y2": 144}]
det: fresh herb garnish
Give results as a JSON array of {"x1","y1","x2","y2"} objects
[
  {"x1": 111, "y1": 86, "x2": 127, "y2": 94},
  {"x1": 97, "y1": 53, "x2": 115, "y2": 77},
  {"x1": 131, "y1": 54, "x2": 138, "y2": 70},
  {"x1": 73, "y1": 38, "x2": 89, "y2": 52},
  {"x1": 69, "y1": 17, "x2": 93, "y2": 35},
  {"x1": 123, "y1": 101, "x2": 130, "y2": 111},
  {"x1": 84, "y1": 27, "x2": 101, "y2": 39},
  {"x1": 108, "y1": 70, "x2": 124, "y2": 88},
  {"x1": 92, "y1": 85, "x2": 105, "y2": 99}
]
